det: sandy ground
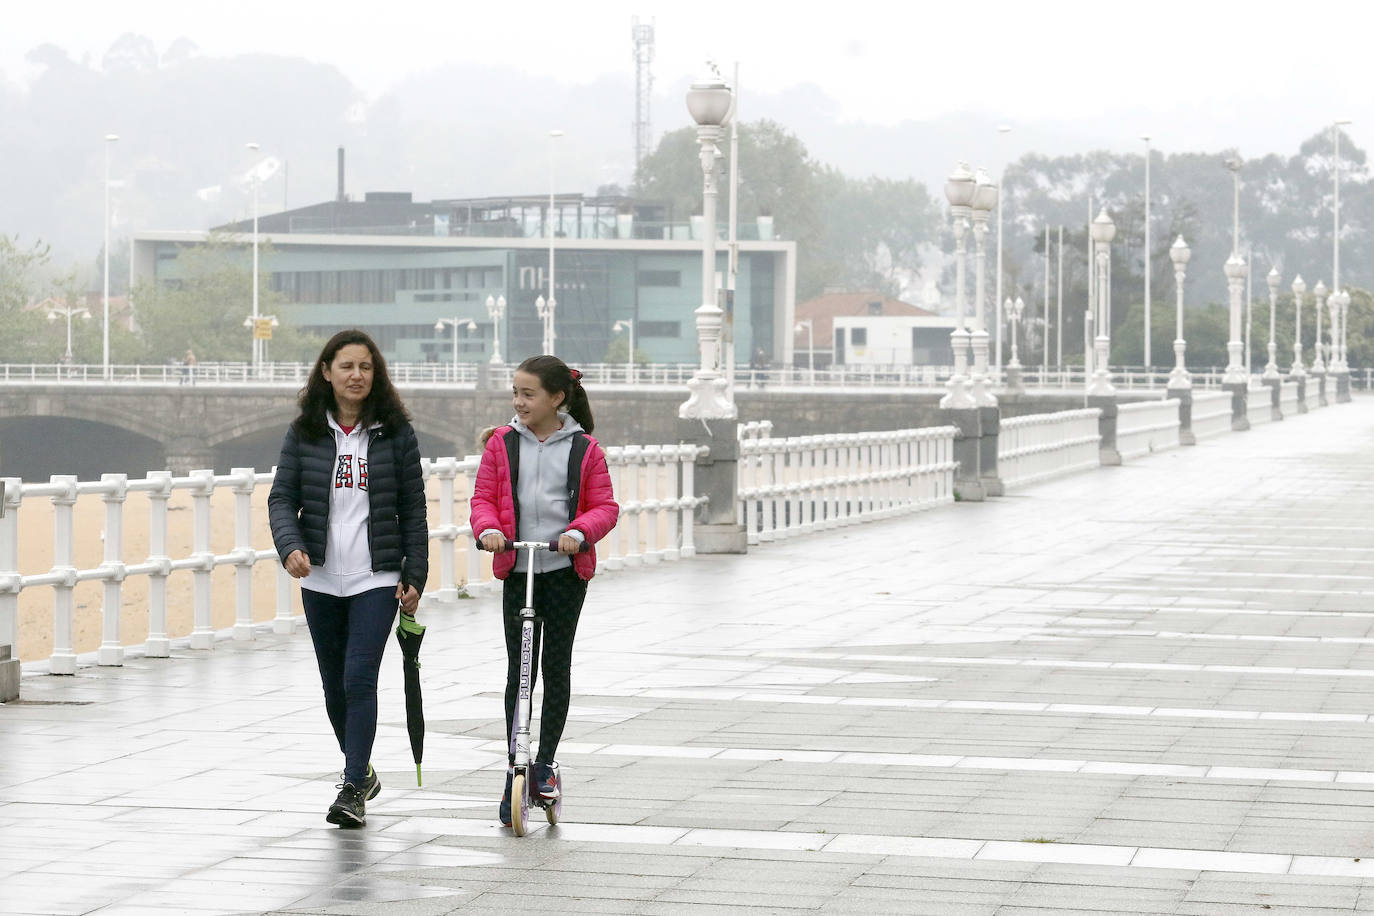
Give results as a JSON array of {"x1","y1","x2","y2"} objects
[{"x1": 13, "y1": 479, "x2": 482, "y2": 663}]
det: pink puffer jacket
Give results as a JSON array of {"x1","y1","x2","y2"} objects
[{"x1": 469, "y1": 427, "x2": 619, "y2": 580}]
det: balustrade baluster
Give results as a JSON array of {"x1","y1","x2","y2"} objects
[
  {"x1": 49, "y1": 476, "x2": 79, "y2": 674},
  {"x1": 145, "y1": 472, "x2": 172, "y2": 655},
  {"x1": 189, "y1": 470, "x2": 216, "y2": 651},
  {"x1": 231, "y1": 468, "x2": 257, "y2": 641},
  {"x1": 97, "y1": 473, "x2": 128, "y2": 664}
]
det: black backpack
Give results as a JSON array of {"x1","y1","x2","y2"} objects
[{"x1": 502, "y1": 428, "x2": 591, "y2": 533}]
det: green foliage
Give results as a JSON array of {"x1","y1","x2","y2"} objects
[
  {"x1": 130, "y1": 236, "x2": 322, "y2": 363},
  {"x1": 635, "y1": 120, "x2": 941, "y2": 301},
  {"x1": 601, "y1": 335, "x2": 651, "y2": 365}
]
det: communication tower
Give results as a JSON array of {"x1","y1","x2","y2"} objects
[{"x1": 631, "y1": 17, "x2": 655, "y2": 180}]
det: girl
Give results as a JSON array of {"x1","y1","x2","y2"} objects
[
  {"x1": 469, "y1": 355, "x2": 619, "y2": 827},
  {"x1": 269, "y1": 329, "x2": 428, "y2": 828}
]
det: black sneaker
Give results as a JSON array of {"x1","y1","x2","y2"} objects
[
  {"x1": 362, "y1": 764, "x2": 381, "y2": 802},
  {"x1": 498, "y1": 768, "x2": 513, "y2": 827},
  {"x1": 327, "y1": 782, "x2": 366, "y2": 827},
  {"x1": 532, "y1": 761, "x2": 560, "y2": 800}
]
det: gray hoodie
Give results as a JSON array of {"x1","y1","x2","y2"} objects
[{"x1": 482, "y1": 412, "x2": 588, "y2": 574}]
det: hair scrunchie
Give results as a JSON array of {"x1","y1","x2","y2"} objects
[{"x1": 570, "y1": 368, "x2": 583, "y2": 384}]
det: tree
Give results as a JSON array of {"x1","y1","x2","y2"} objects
[
  {"x1": 0, "y1": 235, "x2": 58, "y2": 362},
  {"x1": 635, "y1": 120, "x2": 941, "y2": 301},
  {"x1": 129, "y1": 236, "x2": 321, "y2": 362}
]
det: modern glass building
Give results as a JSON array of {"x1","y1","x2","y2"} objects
[{"x1": 131, "y1": 191, "x2": 797, "y2": 367}]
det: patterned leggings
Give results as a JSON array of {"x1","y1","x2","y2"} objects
[{"x1": 502, "y1": 566, "x2": 588, "y2": 764}]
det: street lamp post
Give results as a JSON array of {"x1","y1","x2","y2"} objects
[
  {"x1": 102, "y1": 133, "x2": 119, "y2": 380},
  {"x1": 1290, "y1": 276, "x2": 1307, "y2": 377},
  {"x1": 545, "y1": 129, "x2": 564, "y2": 357},
  {"x1": 48, "y1": 304, "x2": 91, "y2": 363},
  {"x1": 435, "y1": 317, "x2": 477, "y2": 377},
  {"x1": 1223, "y1": 159, "x2": 1247, "y2": 386},
  {"x1": 678, "y1": 68, "x2": 736, "y2": 420},
  {"x1": 1006, "y1": 295, "x2": 1024, "y2": 370},
  {"x1": 1087, "y1": 209, "x2": 1117, "y2": 397},
  {"x1": 794, "y1": 319, "x2": 814, "y2": 382},
  {"x1": 994, "y1": 124, "x2": 1012, "y2": 380},
  {"x1": 614, "y1": 319, "x2": 636, "y2": 383},
  {"x1": 535, "y1": 296, "x2": 554, "y2": 356},
  {"x1": 246, "y1": 141, "x2": 262, "y2": 374},
  {"x1": 1312, "y1": 280, "x2": 1328, "y2": 374},
  {"x1": 485, "y1": 294, "x2": 506, "y2": 366},
  {"x1": 940, "y1": 162, "x2": 976, "y2": 410},
  {"x1": 1264, "y1": 267, "x2": 1281, "y2": 380},
  {"x1": 1168, "y1": 236, "x2": 1191, "y2": 390},
  {"x1": 969, "y1": 168, "x2": 997, "y2": 406},
  {"x1": 1142, "y1": 134, "x2": 1151, "y2": 374}
]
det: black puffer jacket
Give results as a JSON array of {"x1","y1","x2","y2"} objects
[{"x1": 268, "y1": 420, "x2": 429, "y2": 597}]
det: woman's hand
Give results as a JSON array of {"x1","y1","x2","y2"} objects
[
  {"x1": 395, "y1": 583, "x2": 420, "y2": 614},
  {"x1": 557, "y1": 533, "x2": 581, "y2": 554},
  {"x1": 284, "y1": 550, "x2": 311, "y2": 578},
  {"x1": 481, "y1": 532, "x2": 507, "y2": 553}
]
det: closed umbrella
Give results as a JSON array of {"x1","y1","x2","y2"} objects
[{"x1": 394, "y1": 610, "x2": 426, "y2": 785}]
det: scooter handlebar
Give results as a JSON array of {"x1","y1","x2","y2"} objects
[{"x1": 478, "y1": 539, "x2": 591, "y2": 553}]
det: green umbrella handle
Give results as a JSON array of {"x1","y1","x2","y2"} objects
[{"x1": 417, "y1": 764, "x2": 422, "y2": 787}]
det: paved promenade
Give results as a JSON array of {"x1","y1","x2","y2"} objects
[{"x1": 5, "y1": 399, "x2": 1374, "y2": 915}]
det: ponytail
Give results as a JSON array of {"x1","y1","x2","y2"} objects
[{"x1": 516, "y1": 355, "x2": 596, "y2": 434}]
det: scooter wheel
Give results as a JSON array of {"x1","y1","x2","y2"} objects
[
  {"x1": 545, "y1": 797, "x2": 560, "y2": 825},
  {"x1": 510, "y1": 774, "x2": 527, "y2": 837}
]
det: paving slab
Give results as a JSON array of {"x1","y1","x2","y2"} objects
[{"x1": 5, "y1": 399, "x2": 1374, "y2": 913}]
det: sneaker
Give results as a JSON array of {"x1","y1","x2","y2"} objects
[
  {"x1": 327, "y1": 782, "x2": 366, "y2": 827},
  {"x1": 532, "y1": 762, "x2": 560, "y2": 800},
  {"x1": 361, "y1": 764, "x2": 381, "y2": 802},
  {"x1": 498, "y1": 768, "x2": 514, "y2": 827}
]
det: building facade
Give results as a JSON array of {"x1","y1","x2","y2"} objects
[{"x1": 131, "y1": 192, "x2": 796, "y2": 367}]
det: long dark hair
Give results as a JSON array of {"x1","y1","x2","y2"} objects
[
  {"x1": 295, "y1": 329, "x2": 410, "y2": 439},
  {"x1": 517, "y1": 354, "x2": 594, "y2": 433}
]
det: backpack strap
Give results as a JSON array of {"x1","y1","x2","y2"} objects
[
  {"x1": 566, "y1": 432, "x2": 590, "y2": 524},
  {"x1": 503, "y1": 428, "x2": 521, "y2": 534}
]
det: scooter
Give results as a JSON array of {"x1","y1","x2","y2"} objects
[{"x1": 501, "y1": 539, "x2": 585, "y2": 836}]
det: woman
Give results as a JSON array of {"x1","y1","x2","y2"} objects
[{"x1": 269, "y1": 329, "x2": 428, "y2": 828}]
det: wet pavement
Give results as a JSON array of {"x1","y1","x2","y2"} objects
[{"x1": 5, "y1": 399, "x2": 1374, "y2": 915}]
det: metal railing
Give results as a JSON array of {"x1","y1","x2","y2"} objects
[
  {"x1": 1116, "y1": 397, "x2": 1182, "y2": 459},
  {"x1": 736, "y1": 427, "x2": 957, "y2": 544},
  {"x1": 998, "y1": 409, "x2": 1102, "y2": 490},
  {"x1": 1, "y1": 442, "x2": 707, "y2": 673},
  {"x1": 5, "y1": 361, "x2": 1373, "y2": 393}
]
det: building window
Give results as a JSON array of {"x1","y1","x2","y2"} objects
[
  {"x1": 851, "y1": 328, "x2": 867, "y2": 346},
  {"x1": 637, "y1": 270, "x2": 681, "y2": 287},
  {"x1": 639, "y1": 320, "x2": 681, "y2": 337}
]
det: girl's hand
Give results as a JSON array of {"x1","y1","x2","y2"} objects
[
  {"x1": 284, "y1": 550, "x2": 311, "y2": 578},
  {"x1": 481, "y1": 532, "x2": 507, "y2": 553},
  {"x1": 395, "y1": 583, "x2": 420, "y2": 614},
  {"x1": 557, "y1": 533, "x2": 581, "y2": 554}
]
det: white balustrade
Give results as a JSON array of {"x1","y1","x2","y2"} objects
[
  {"x1": 1247, "y1": 384, "x2": 1275, "y2": 427},
  {"x1": 0, "y1": 441, "x2": 707, "y2": 674},
  {"x1": 998, "y1": 409, "x2": 1102, "y2": 491},
  {"x1": 1116, "y1": 398, "x2": 1181, "y2": 460},
  {"x1": 1279, "y1": 381, "x2": 1301, "y2": 416},
  {"x1": 736, "y1": 426, "x2": 956, "y2": 544},
  {"x1": 1191, "y1": 391, "x2": 1234, "y2": 440}
]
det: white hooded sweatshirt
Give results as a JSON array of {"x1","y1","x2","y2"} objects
[{"x1": 298, "y1": 413, "x2": 402, "y2": 597}]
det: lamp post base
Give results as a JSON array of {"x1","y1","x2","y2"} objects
[{"x1": 1167, "y1": 388, "x2": 1196, "y2": 446}]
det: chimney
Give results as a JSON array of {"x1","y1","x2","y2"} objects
[{"x1": 337, "y1": 147, "x2": 346, "y2": 202}]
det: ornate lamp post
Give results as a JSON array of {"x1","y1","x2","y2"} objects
[
  {"x1": 678, "y1": 67, "x2": 736, "y2": 419},
  {"x1": 535, "y1": 295, "x2": 555, "y2": 355},
  {"x1": 1006, "y1": 295, "x2": 1025, "y2": 369},
  {"x1": 485, "y1": 294, "x2": 506, "y2": 366},
  {"x1": 1167, "y1": 236, "x2": 1191, "y2": 390},
  {"x1": 1290, "y1": 275, "x2": 1306, "y2": 377},
  {"x1": 1312, "y1": 280, "x2": 1327, "y2": 373},
  {"x1": 1329, "y1": 291, "x2": 1344, "y2": 372},
  {"x1": 1223, "y1": 252, "x2": 1248, "y2": 384},
  {"x1": 939, "y1": 162, "x2": 976, "y2": 409},
  {"x1": 435, "y1": 317, "x2": 477, "y2": 375},
  {"x1": 1087, "y1": 208, "x2": 1116, "y2": 397},
  {"x1": 48, "y1": 303, "x2": 91, "y2": 363},
  {"x1": 1264, "y1": 267, "x2": 1281, "y2": 380},
  {"x1": 969, "y1": 169, "x2": 998, "y2": 406}
]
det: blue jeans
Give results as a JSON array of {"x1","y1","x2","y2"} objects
[{"x1": 302, "y1": 586, "x2": 397, "y2": 786}]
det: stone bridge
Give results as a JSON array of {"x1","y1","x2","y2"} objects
[{"x1": 0, "y1": 381, "x2": 1090, "y2": 480}]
